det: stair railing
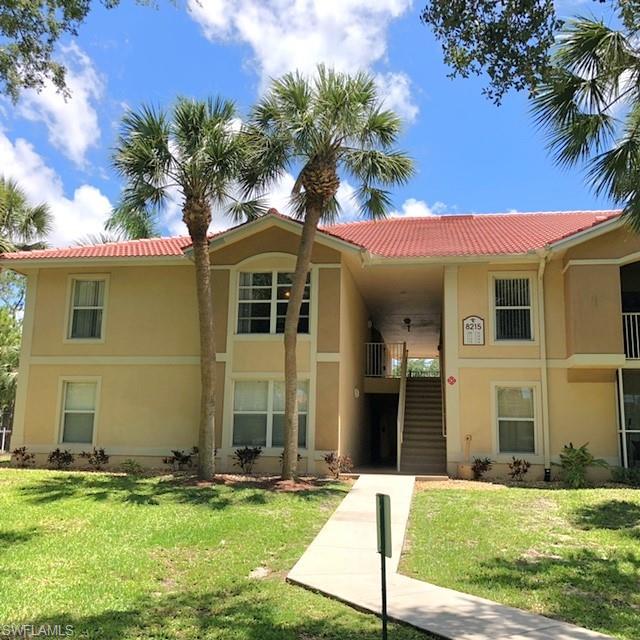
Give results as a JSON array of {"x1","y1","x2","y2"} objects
[{"x1": 396, "y1": 342, "x2": 408, "y2": 472}]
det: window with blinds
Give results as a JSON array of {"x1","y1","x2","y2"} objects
[
  {"x1": 494, "y1": 277, "x2": 532, "y2": 341},
  {"x1": 497, "y1": 386, "x2": 535, "y2": 454},
  {"x1": 69, "y1": 278, "x2": 106, "y2": 340},
  {"x1": 61, "y1": 381, "x2": 97, "y2": 444}
]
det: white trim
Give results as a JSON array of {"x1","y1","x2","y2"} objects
[
  {"x1": 567, "y1": 353, "x2": 626, "y2": 368},
  {"x1": 361, "y1": 252, "x2": 541, "y2": 266},
  {"x1": 488, "y1": 271, "x2": 538, "y2": 346},
  {"x1": 56, "y1": 376, "x2": 102, "y2": 447},
  {"x1": 64, "y1": 274, "x2": 110, "y2": 344},
  {"x1": 205, "y1": 214, "x2": 360, "y2": 256},
  {"x1": 563, "y1": 252, "x2": 640, "y2": 272},
  {"x1": 491, "y1": 381, "x2": 543, "y2": 463},
  {"x1": 28, "y1": 355, "x2": 203, "y2": 366},
  {"x1": 0, "y1": 256, "x2": 188, "y2": 269},
  {"x1": 316, "y1": 352, "x2": 341, "y2": 362},
  {"x1": 547, "y1": 215, "x2": 623, "y2": 252}
]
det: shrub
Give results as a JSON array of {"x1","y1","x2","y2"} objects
[
  {"x1": 471, "y1": 456, "x2": 493, "y2": 480},
  {"x1": 557, "y1": 442, "x2": 608, "y2": 488},
  {"x1": 162, "y1": 446, "x2": 198, "y2": 471},
  {"x1": 323, "y1": 452, "x2": 353, "y2": 479},
  {"x1": 233, "y1": 446, "x2": 262, "y2": 473},
  {"x1": 48, "y1": 448, "x2": 74, "y2": 469},
  {"x1": 508, "y1": 457, "x2": 531, "y2": 481},
  {"x1": 611, "y1": 466, "x2": 640, "y2": 487},
  {"x1": 120, "y1": 458, "x2": 144, "y2": 476},
  {"x1": 12, "y1": 446, "x2": 35, "y2": 468},
  {"x1": 80, "y1": 447, "x2": 109, "y2": 470}
]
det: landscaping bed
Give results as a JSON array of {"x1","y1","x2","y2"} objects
[
  {"x1": 401, "y1": 481, "x2": 640, "y2": 640},
  {"x1": 0, "y1": 469, "x2": 426, "y2": 639}
]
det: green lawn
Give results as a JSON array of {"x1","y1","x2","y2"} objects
[
  {"x1": 401, "y1": 482, "x2": 640, "y2": 640},
  {"x1": 0, "y1": 469, "x2": 428, "y2": 639}
]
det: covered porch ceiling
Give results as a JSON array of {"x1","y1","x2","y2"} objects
[{"x1": 344, "y1": 257, "x2": 444, "y2": 358}]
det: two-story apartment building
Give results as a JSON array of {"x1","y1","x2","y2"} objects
[{"x1": 2, "y1": 208, "x2": 638, "y2": 478}]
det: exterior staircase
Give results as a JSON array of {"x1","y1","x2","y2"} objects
[{"x1": 400, "y1": 377, "x2": 446, "y2": 474}]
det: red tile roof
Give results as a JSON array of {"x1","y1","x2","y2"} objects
[
  {"x1": 324, "y1": 210, "x2": 621, "y2": 257},
  {"x1": 0, "y1": 236, "x2": 193, "y2": 260},
  {"x1": 0, "y1": 210, "x2": 622, "y2": 262}
]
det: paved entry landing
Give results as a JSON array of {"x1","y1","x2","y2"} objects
[{"x1": 288, "y1": 474, "x2": 613, "y2": 640}]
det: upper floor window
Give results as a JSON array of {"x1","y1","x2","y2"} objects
[
  {"x1": 68, "y1": 278, "x2": 106, "y2": 340},
  {"x1": 61, "y1": 380, "x2": 97, "y2": 444},
  {"x1": 237, "y1": 271, "x2": 310, "y2": 334},
  {"x1": 496, "y1": 386, "x2": 535, "y2": 454},
  {"x1": 494, "y1": 276, "x2": 532, "y2": 341}
]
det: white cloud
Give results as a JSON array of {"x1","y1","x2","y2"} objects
[
  {"x1": 16, "y1": 42, "x2": 103, "y2": 168},
  {"x1": 376, "y1": 72, "x2": 419, "y2": 123},
  {"x1": 188, "y1": 0, "x2": 417, "y2": 119},
  {"x1": 391, "y1": 198, "x2": 448, "y2": 217},
  {"x1": 0, "y1": 130, "x2": 112, "y2": 246}
]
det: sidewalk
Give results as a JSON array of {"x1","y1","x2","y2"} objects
[{"x1": 288, "y1": 474, "x2": 613, "y2": 640}]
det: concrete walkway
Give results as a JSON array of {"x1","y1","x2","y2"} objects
[{"x1": 288, "y1": 474, "x2": 613, "y2": 640}]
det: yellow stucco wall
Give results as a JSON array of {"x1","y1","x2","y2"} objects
[
  {"x1": 564, "y1": 264, "x2": 623, "y2": 356},
  {"x1": 32, "y1": 266, "x2": 201, "y2": 356},
  {"x1": 457, "y1": 263, "x2": 541, "y2": 359},
  {"x1": 338, "y1": 262, "x2": 369, "y2": 464}
]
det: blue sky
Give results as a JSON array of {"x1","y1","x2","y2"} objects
[{"x1": 0, "y1": 0, "x2": 620, "y2": 246}]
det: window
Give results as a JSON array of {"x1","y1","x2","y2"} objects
[
  {"x1": 497, "y1": 386, "x2": 535, "y2": 454},
  {"x1": 233, "y1": 380, "x2": 308, "y2": 448},
  {"x1": 69, "y1": 278, "x2": 106, "y2": 339},
  {"x1": 61, "y1": 381, "x2": 97, "y2": 444},
  {"x1": 237, "y1": 271, "x2": 310, "y2": 334},
  {"x1": 494, "y1": 276, "x2": 532, "y2": 341}
]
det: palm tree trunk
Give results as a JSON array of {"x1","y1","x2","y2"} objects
[
  {"x1": 191, "y1": 233, "x2": 217, "y2": 480},
  {"x1": 282, "y1": 204, "x2": 323, "y2": 480}
]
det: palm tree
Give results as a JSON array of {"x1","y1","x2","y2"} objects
[
  {"x1": 0, "y1": 176, "x2": 52, "y2": 252},
  {"x1": 532, "y1": 18, "x2": 640, "y2": 225},
  {"x1": 109, "y1": 98, "x2": 262, "y2": 479},
  {"x1": 242, "y1": 67, "x2": 414, "y2": 479}
]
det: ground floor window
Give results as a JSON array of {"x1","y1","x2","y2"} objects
[
  {"x1": 496, "y1": 386, "x2": 535, "y2": 454},
  {"x1": 233, "y1": 380, "x2": 308, "y2": 448},
  {"x1": 61, "y1": 381, "x2": 97, "y2": 444},
  {"x1": 620, "y1": 370, "x2": 640, "y2": 468}
]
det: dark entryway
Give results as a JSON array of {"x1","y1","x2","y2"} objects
[{"x1": 367, "y1": 394, "x2": 398, "y2": 467}]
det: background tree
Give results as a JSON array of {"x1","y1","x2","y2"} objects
[
  {"x1": 0, "y1": 0, "x2": 154, "y2": 101},
  {"x1": 0, "y1": 306, "x2": 21, "y2": 439},
  {"x1": 420, "y1": 1, "x2": 639, "y2": 104},
  {"x1": 109, "y1": 98, "x2": 261, "y2": 479},
  {"x1": 242, "y1": 67, "x2": 414, "y2": 479},
  {"x1": 0, "y1": 176, "x2": 52, "y2": 252},
  {"x1": 532, "y1": 17, "x2": 640, "y2": 225}
]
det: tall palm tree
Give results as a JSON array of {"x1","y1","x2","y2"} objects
[
  {"x1": 109, "y1": 98, "x2": 262, "y2": 479},
  {"x1": 0, "y1": 176, "x2": 52, "y2": 252},
  {"x1": 242, "y1": 67, "x2": 414, "y2": 479},
  {"x1": 532, "y1": 18, "x2": 640, "y2": 225}
]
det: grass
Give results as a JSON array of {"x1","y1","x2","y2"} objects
[
  {"x1": 401, "y1": 481, "x2": 640, "y2": 640},
  {"x1": 0, "y1": 469, "x2": 429, "y2": 639}
]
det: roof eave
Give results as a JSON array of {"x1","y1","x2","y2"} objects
[{"x1": 0, "y1": 255, "x2": 190, "y2": 269}]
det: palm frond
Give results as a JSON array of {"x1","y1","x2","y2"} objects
[
  {"x1": 353, "y1": 185, "x2": 393, "y2": 220},
  {"x1": 343, "y1": 149, "x2": 415, "y2": 186}
]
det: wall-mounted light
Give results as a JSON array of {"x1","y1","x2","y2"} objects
[{"x1": 403, "y1": 317, "x2": 411, "y2": 332}]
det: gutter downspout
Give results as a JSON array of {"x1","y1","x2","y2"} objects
[{"x1": 537, "y1": 250, "x2": 552, "y2": 480}]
